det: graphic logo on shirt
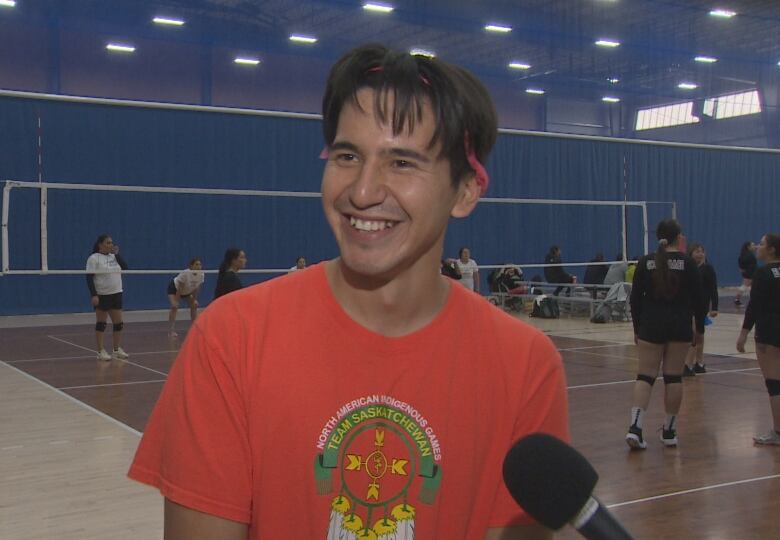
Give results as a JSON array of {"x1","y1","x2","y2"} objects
[
  {"x1": 314, "y1": 394, "x2": 442, "y2": 539},
  {"x1": 772, "y1": 267, "x2": 780, "y2": 279}
]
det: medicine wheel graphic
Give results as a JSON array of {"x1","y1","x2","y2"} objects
[{"x1": 340, "y1": 422, "x2": 417, "y2": 507}]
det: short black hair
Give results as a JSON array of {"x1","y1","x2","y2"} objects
[{"x1": 322, "y1": 44, "x2": 498, "y2": 187}]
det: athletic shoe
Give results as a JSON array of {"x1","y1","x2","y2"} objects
[
  {"x1": 112, "y1": 347, "x2": 129, "y2": 360},
  {"x1": 97, "y1": 349, "x2": 112, "y2": 362},
  {"x1": 660, "y1": 427, "x2": 678, "y2": 447},
  {"x1": 694, "y1": 363, "x2": 706, "y2": 374},
  {"x1": 168, "y1": 331, "x2": 178, "y2": 338},
  {"x1": 753, "y1": 431, "x2": 780, "y2": 446},
  {"x1": 683, "y1": 365, "x2": 696, "y2": 377},
  {"x1": 626, "y1": 425, "x2": 647, "y2": 450},
  {"x1": 734, "y1": 298, "x2": 742, "y2": 306}
]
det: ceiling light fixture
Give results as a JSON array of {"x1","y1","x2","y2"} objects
[
  {"x1": 602, "y1": 96, "x2": 621, "y2": 103},
  {"x1": 410, "y1": 48, "x2": 435, "y2": 58},
  {"x1": 234, "y1": 57, "x2": 260, "y2": 65},
  {"x1": 709, "y1": 9, "x2": 736, "y2": 18},
  {"x1": 363, "y1": 3, "x2": 393, "y2": 13},
  {"x1": 607, "y1": 77, "x2": 620, "y2": 84},
  {"x1": 526, "y1": 88, "x2": 545, "y2": 95},
  {"x1": 694, "y1": 55, "x2": 718, "y2": 63},
  {"x1": 0, "y1": 0, "x2": 16, "y2": 7},
  {"x1": 508, "y1": 62, "x2": 531, "y2": 70},
  {"x1": 289, "y1": 34, "x2": 317, "y2": 44},
  {"x1": 485, "y1": 24, "x2": 512, "y2": 33},
  {"x1": 678, "y1": 82, "x2": 698, "y2": 90},
  {"x1": 152, "y1": 16, "x2": 185, "y2": 26},
  {"x1": 595, "y1": 39, "x2": 621, "y2": 48},
  {"x1": 106, "y1": 43, "x2": 136, "y2": 53}
]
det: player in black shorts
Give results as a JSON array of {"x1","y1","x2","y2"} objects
[
  {"x1": 626, "y1": 219, "x2": 705, "y2": 450},
  {"x1": 684, "y1": 242, "x2": 719, "y2": 375},
  {"x1": 737, "y1": 233, "x2": 780, "y2": 445}
]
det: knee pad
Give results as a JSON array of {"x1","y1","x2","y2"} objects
[
  {"x1": 637, "y1": 374, "x2": 656, "y2": 386},
  {"x1": 663, "y1": 374, "x2": 682, "y2": 385},
  {"x1": 112, "y1": 322, "x2": 124, "y2": 332},
  {"x1": 95, "y1": 321, "x2": 107, "y2": 332},
  {"x1": 766, "y1": 379, "x2": 780, "y2": 397}
]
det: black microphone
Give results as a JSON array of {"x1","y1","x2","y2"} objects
[{"x1": 502, "y1": 433, "x2": 634, "y2": 540}]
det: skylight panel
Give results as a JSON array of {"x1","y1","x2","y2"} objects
[
  {"x1": 636, "y1": 102, "x2": 699, "y2": 131},
  {"x1": 704, "y1": 90, "x2": 761, "y2": 119}
]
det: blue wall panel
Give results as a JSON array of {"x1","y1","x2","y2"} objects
[{"x1": 1, "y1": 96, "x2": 778, "y2": 315}]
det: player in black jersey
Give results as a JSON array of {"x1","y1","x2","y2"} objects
[
  {"x1": 684, "y1": 243, "x2": 719, "y2": 375},
  {"x1": 626, "y1": 219, "x2": 706, "y2": 450},
  {"x1": 735, "y1": 241, "x2": 757, "y2": 306},
  {"x1": 737, "y1": 233, "x2": 780, "y2": 445}
]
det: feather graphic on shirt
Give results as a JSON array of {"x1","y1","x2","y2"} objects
[
  {"x1": 327, "y1": 496, "x2": 350, "y2": 540},
  {"x1": 374, "y1": 517, "x2": 398, "y2": 540},
  {"x1": 390, "y1": 503, "x2": 415, "y2": 540}
]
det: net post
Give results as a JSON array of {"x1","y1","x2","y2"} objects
[
  {"x1": 2, "y1": 181, "x2": 11, "y2": 274},
  {"x1": 621, "y1": 203, "x2": 628, "y2": 263},
  {"x1": 40, "y1": 184, "x2": 48, "y2": 272},
  {"x1": 642, "y1": 203, "x2": 649, "y2": 256}
]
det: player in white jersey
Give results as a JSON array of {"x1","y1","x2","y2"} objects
[
  {"x1": 167, "y1": 258, "x2": 205, "y2": 337},
  {"x1": 85, "y1": 234, "x2": 129, "y2": 361}
]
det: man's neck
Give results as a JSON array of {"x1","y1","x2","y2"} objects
[{"x1": 325, "y1": 259, "x2": 451, "y2": 338}]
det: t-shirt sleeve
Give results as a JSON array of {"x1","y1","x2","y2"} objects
[
  {"x1": 488, "y1": 332, "x2": 570, "y2": 528},
  {"x1": 85, "y1": 254, "x2": 97, "y2": 272},
  {"x1": 127, "y1": 311, "x2": 253, "y2": 524}
]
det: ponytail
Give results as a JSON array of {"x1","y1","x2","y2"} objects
[{"x1": 652, "y1": 219, "x2": 681, "y2": 301}]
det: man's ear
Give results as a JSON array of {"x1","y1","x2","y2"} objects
[{"x1": 451, "y1": 174, "x2": 480, "y2": 218}]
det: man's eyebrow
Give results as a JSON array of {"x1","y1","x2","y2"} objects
[
  {"x1": 329, "y1": 141, "x2": 360, "y2": 153},
  {"x1": 329, "y1": 141, "x2": 432, "y2": 164},
  {"x1": 385, "y1": 147, "x2": 431, "y2": 163}
]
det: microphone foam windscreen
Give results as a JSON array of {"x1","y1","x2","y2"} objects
[{"x1": 502, "y1": 433, "x2": 598, "y2": 530}]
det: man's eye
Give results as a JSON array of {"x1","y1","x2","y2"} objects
[
  {"x1": 393, "y1": 159, "x2": 414, "y2": 169},
  {"x1": 335, "y1": 153, "x2": 357, "y2": 162}
]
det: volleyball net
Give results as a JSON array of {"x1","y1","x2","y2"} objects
[{"x1": 1, "y1": 180, "x2": 677, "y2": 278}]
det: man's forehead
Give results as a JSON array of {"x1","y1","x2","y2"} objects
[{"x1": 336, "y1": 90, "x2": 440, "y2": 153}]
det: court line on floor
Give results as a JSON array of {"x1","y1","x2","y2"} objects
[
  {"x1": 557, "y1": 344, "x2": 633, "y2": 352},
  {"x1": 567, "y1": 367, "x2": 764, "y2": 389},
  {"x1": 0, "y1": 360, "x2": 141, "y2": 437},
  {"x1": 706, "y1": 367, "x2": 762, "y2": 377},
  {"x1": 6, "y1": 349, "x2": 180, "y2": 364},
  {"x1": 47, "y1": 334, "x2": 95, "y2": 353},
  {"x1": 60, "y1": 379, "x2": 167, "y2": 390},
  {"x1": 47, "y1": 335, "x2": 170, "y2": 377},
  {"x1": 607, "y1": 473, "x2": 780, "y2": 509}
]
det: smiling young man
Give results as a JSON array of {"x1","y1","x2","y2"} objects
[{"x1": 129, "y1": 44, "x2": 569, "y2": 540}]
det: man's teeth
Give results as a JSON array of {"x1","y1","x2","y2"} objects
[{"x1": 349, "y1": 216, "x2": 396, "y2": 232}]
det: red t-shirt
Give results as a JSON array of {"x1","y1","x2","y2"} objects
[{"x1": 129, "y1": 263, "x2": 569, "y2": 538}]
